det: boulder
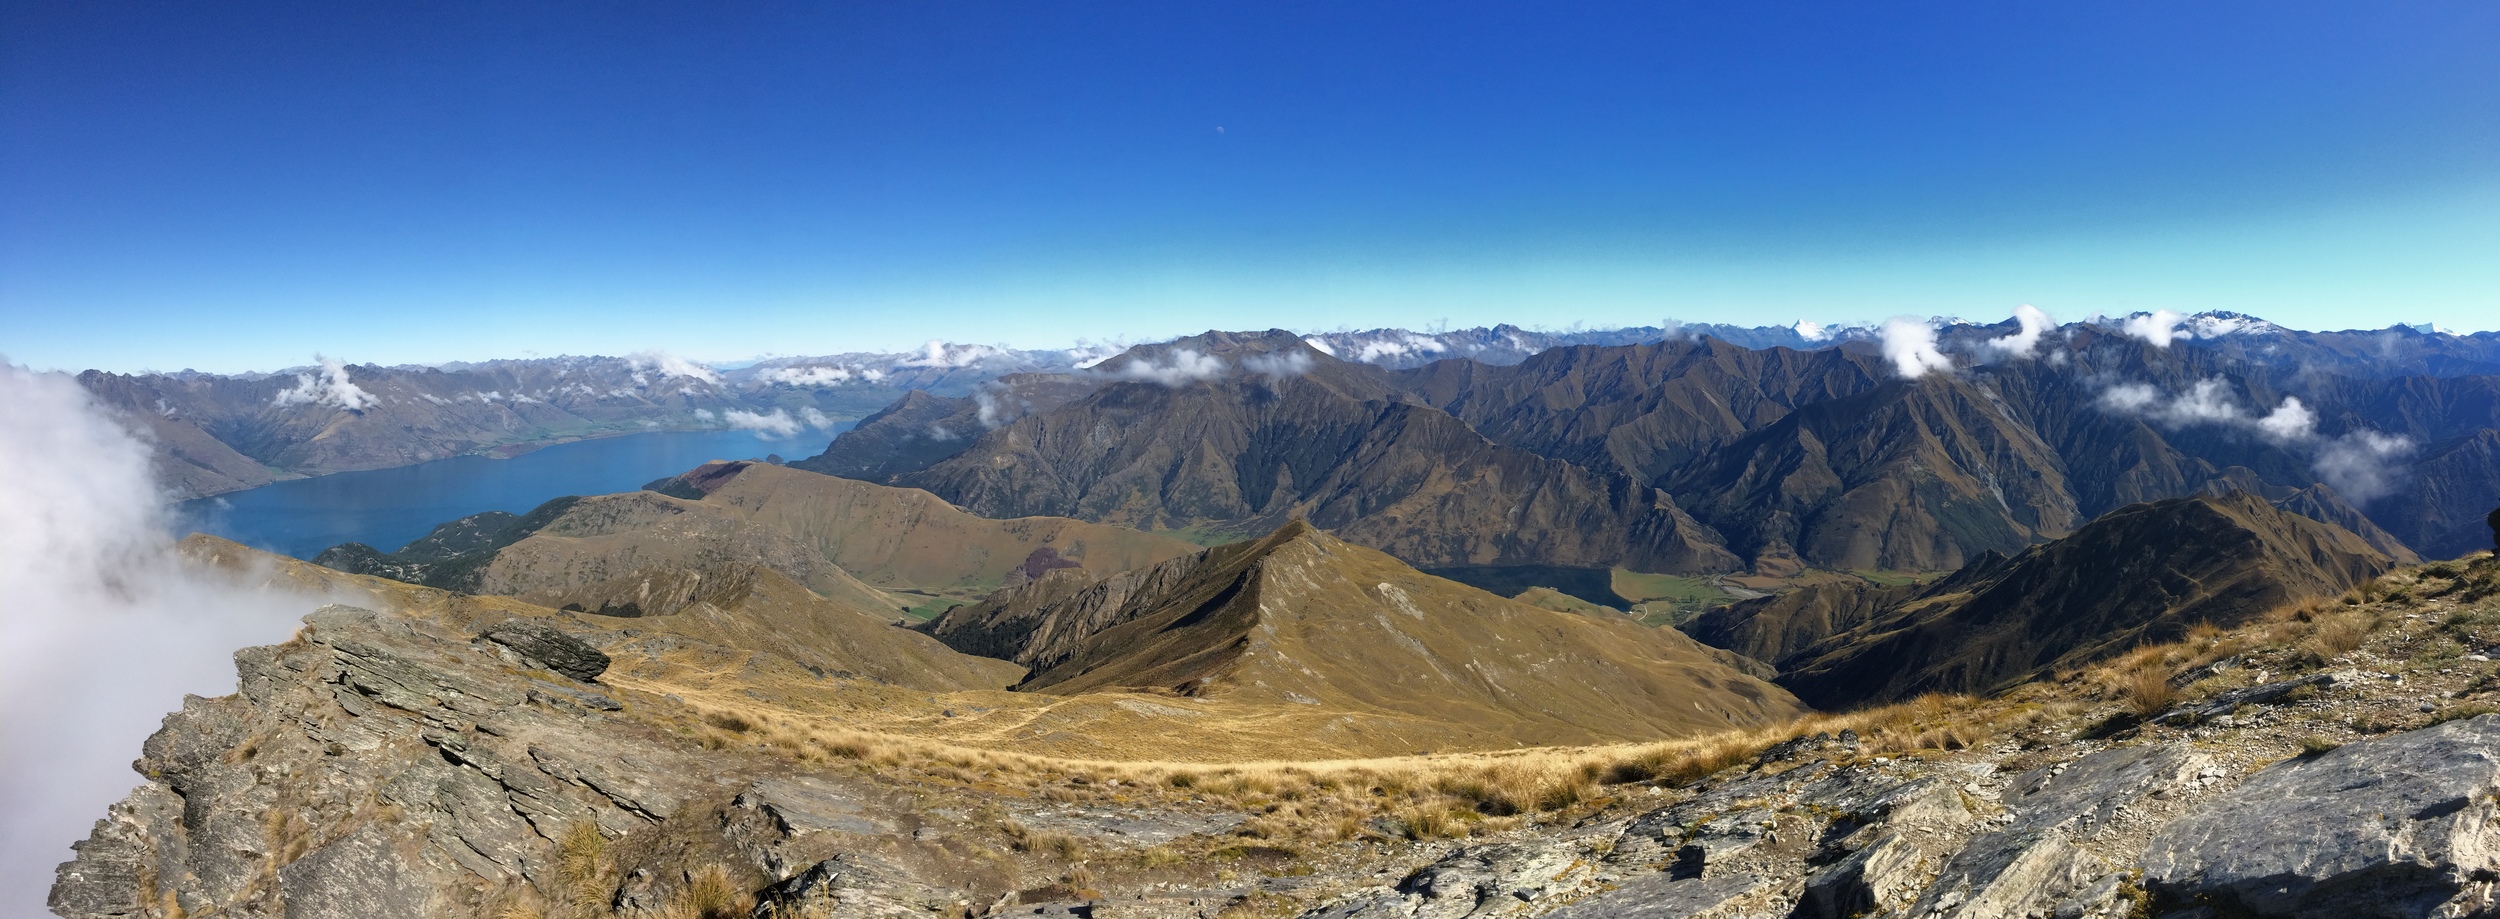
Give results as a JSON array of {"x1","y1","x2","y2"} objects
[
  {"x1": 2140, "y1": 714, "x2": 2500, "y2": 919},
  {"x1": 478, "y1": 617, "x2": 609, "y2": 681}
]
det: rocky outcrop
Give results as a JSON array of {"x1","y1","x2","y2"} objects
[
  {"x1": 45, "y1": 604, "x2": 1021, "y2": 919},
  {"x1": 479, "y1": 617, "x2": 611, "y2": 681},
  {"x1": 2142, "y1": 714, "x2": 2500, "y2": 918}
]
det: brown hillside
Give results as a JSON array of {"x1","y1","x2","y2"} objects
[
  {"x1": 180, "y1": 535, "x2": 1017, "y2": 693},
  {"x1": 489, "y1": 462, "x2": 1198, "y2": 595},
  {"x1": 1698, "y1": 492, "x2": 2397, "y2": 708},
  {"x1": 930, "y1": 521, "x2": 1807, "y2": 746}
]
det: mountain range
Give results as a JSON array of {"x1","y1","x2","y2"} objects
[
  {"x1": 79, "y1": 313, "x2": 2500, "y2": 505},
  {"x1": 805, "y1": 316, "x2": 2500, "y2": 571}
]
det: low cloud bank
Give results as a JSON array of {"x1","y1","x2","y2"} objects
[{"x1": 0, "y1": 363, "x2": 329, "y2": 913}]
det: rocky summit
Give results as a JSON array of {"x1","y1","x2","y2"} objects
[
  {"x1": 38, "y1": 317, "x2": 2500, "y2": 919},
  {"x1": 53, "y1": 545, "x2": 2500, "y2": 918}
]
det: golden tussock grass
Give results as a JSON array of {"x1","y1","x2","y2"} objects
[
  {"x1": 654, "y1": 865, "x2": 753, "y2": 919},
  {"x1": 650, "y1": 688, "x2": 2032, "y2": 842}
]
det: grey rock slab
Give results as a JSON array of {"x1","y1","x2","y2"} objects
[
  {"x1": 1541, "y1": 872, "x2": 1761, "y2": 919},
  {"x1": 737, "y1": 776, "x2": 891, "y2": 837},
  {"x1": 1907, "y1": 744, "x2": 2197, "y2": 919},
  {"x1": 1801, "y1": 831, "x2": 1935, "y2": 919},
  {"x1": 275, "y1": 824, "x2": 437, "y2": 919},
  {"x1": 479, "y1": 616, "x2": 610, "y2": 682},
  {"x1": 2140, "y1": 713, "x2": 2500, "y2": 919},
  {"x1": 49, "y1": 782, "x2": 188, "y2": 919},
  {"x1": 754, "y1": 852, "x2": 951, "y2": 918}
]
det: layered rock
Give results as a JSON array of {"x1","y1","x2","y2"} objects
[{"x1": 2143, "y1": 714, "x2": 2500, "y2": 918}]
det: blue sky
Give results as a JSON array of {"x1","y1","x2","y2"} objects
[{"x1": 2, "y1": 1, "x2": 2495, "y2": 373}]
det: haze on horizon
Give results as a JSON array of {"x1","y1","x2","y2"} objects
[{"x1": 3, "y1": 1, "x2": 2496, "y2": 374}]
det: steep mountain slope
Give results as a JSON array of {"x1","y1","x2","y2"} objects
[
  {"x1": 2375, "y1": 429, "x2": 2500, "y2": 559},
  {"x1": 927, "y1": 521, "x2": 1805, "y2": 745},
  {"x1": 1692, "y1": 493, "x2": 2398, "y2": 708},
  {"x1": 1392, "y1": 324, "x2": 2500, "y2": 566},
  {"x1": 2269, "y1": 484, "x2": 2421, "y2": 563},
  {"x1": 1660, "y1": 375, "x2": 2081, "y2": 572},
  {"x1": 789, "y1": 373, "x2": 1104, "y2": 482},
  {"x1": 822, "y1": 331, "x2": 1739, "y2": 573}
]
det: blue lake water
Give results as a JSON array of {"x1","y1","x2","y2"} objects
[{"x1": 175, "y1": 427, "x2": 845, "y2": 561}]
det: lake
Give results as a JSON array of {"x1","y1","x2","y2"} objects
[{"x1": 174, "y1": 427, "x2": 845, "y2": 561}]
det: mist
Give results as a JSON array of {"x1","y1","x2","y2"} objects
[{"x1": 0, "y1": 363, "x2": 325, "y2": 914}]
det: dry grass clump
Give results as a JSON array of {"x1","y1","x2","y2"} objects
[
  {"x1": 554, "y1": 821, "x2": 611, "y2": 919},
  {"x1": 1006, "y1": 822, "x2": 1088, "y2": 859},
  {"x1": 655, "y1": 865, "x2": 754, "y2": 919},
  {"x1": 2302, "y1": 611, "x2": 2373, "y2": 662},
  {"x1": 2122, "y1": 664, "x2": 2175, "y2": 718}
]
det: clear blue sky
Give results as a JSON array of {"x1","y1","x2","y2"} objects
[{"x1": 3, "y1": 1, "x2": 2495, "y2": 373}]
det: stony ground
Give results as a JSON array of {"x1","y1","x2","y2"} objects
[{"x1": 52, "y1": 556, "x2": 2500, "y2": 919}]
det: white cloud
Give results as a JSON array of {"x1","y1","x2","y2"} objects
[
  {"x1": 974, "y1": 389, "x2": 1009, "y2": 427},
  {"x1": 1351, "y1": 333, "x2": 1448, "y2": 363},
  {"x1": 2157, "y1": 378, "x2": 2244, "y2": 425},
  {"x1": 2314, "y1": 430, "x2": 2415, "y2": 503},
  {"x1": 723, "y1": 409, "x2": 803, "y2": 438},
  {"x1": 0, "y1": 363, "x2": 325, "y2": 912},
  {"x1": 1241, "y1": 350, "x2": 1315, "y2": 379},
  {"x1": 1880, "y1": 317, "x2": 1955, "y2": 379},
  {"x1": 2187, "y1": 314, "x2": 2273, "y2": 338},
  {"x1": 1302, "y1": 337, "x2": 1339, "y2": 356},
  {"x1": 270, "y1": 355, "x2": 377, "y2": 411},
  {"x1": 2097, "y1": 382, "x2": 2162, "y2": 413},
  {"x1": 897, "y1": 340, "x2": 1010, "y2": 369},
  {"x1": 1107, "y1": 348, "x2": 1229, "y2": 386},
  {"x1": 2120, "y1": 310, "x2": 2189, "y2": 348},
  {"x1": 2254, "y1": 396, "x2": 2317, "y2": 444},
  {"x1": 1065, "y1": 340, "x2": 1128, "y2": 370},
  {"x1": 1793, "y1": 320, "x2": 1832, "y2": 342},
  {"x1": 721, "y1": 407, "x2": 838, "y2": 439},
  {"x1": 692, "y1": 408, "x2": 716, "y2": 421},
  {"x1": 757, "y1": 366, "x2": 859, "y2": 387},
  {"x1": 1977, "y1": 304, "x2": 2056, "y2": 361},
  {"x1": 627, "y1": 350, "x2": 723, "y2": 385}
]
